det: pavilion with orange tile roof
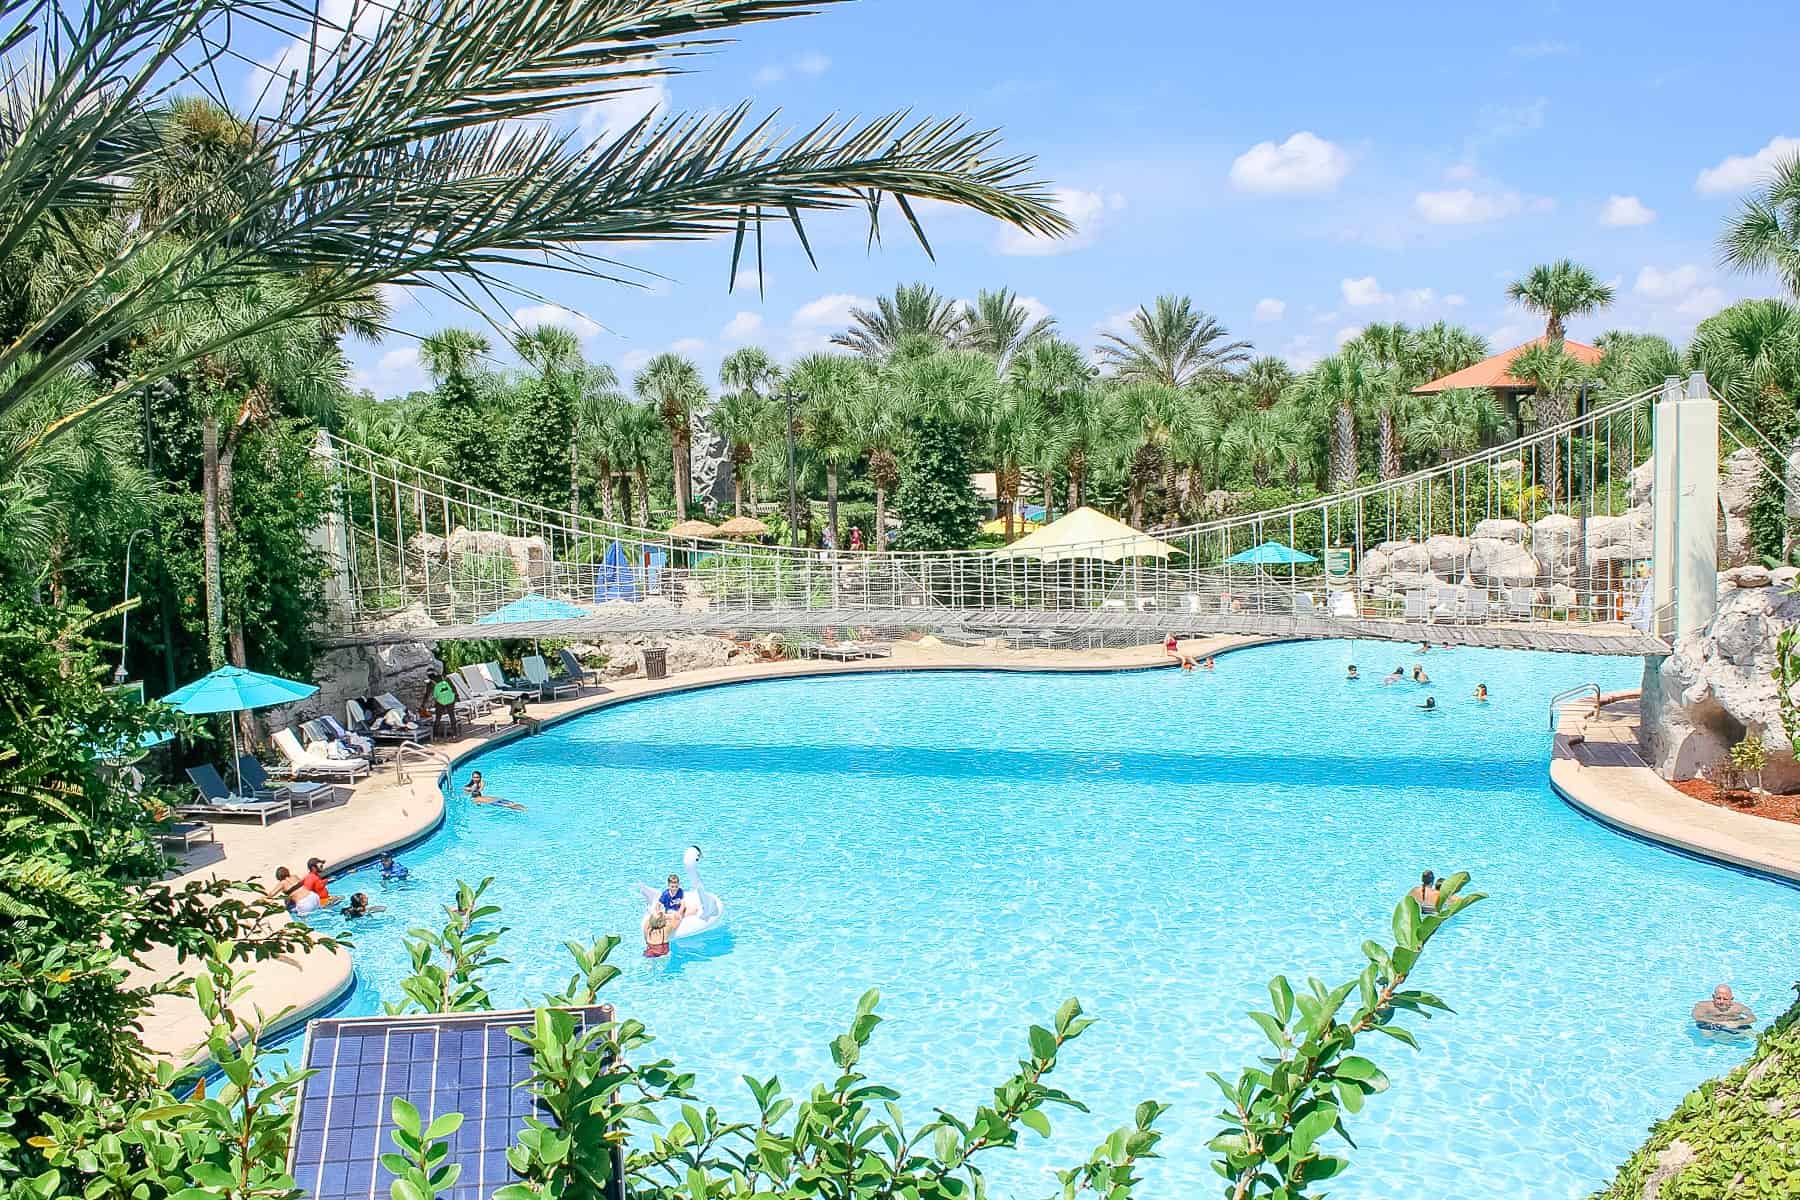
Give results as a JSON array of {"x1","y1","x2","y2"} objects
[{"x1": 1412, "y1": 335, "x2": 1603, "y2": 398}]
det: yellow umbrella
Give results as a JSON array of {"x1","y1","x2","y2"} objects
[
  {"x1": 715, "y1": 515, "x2": 770, "y2": 539},
  {"x1": 992, "y1": 506, "x2": 1179, "y2": 562},
  {"x1": 980, "y1": 516, "x2": 1041, "y2": 536}
]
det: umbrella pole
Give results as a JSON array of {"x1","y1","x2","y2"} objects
[{"x1": 230, "y1": 713, "x2": 243, "y2": 796}]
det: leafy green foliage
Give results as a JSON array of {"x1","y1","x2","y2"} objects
[
  {"x1": 383, "y1": 1098, "x2": 465, "y2": 1200},
  {"x1": 1207, "y1": 873, "x2": 1484, "y2": 1199},
  {"x1": 892, "y1": 419, "x2": 984, "y2": 551},
  {"x1": 385, "y1": 878, "x2": 509, "y2": 1015}
]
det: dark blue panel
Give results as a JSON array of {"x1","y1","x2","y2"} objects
[{"x1": 356, "y1": 1064, "x2": 385, "y2": 1093}]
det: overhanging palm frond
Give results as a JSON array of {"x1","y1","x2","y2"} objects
[{"x1": 0, "y1": 0, "x2": 1070, "y2": 459}]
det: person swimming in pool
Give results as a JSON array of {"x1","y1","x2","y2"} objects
[
  {"x1": 1692, "y1": 984, "x2": 1755, "y2": 1033},
  {"x1": 1420, "y1": 696, "x2": 1437, "y2": 711},
  {"x1": 1412, "y1": 664, "x2": 1431, "y2": 685},
  {"x1": 378, "y1": 852, "x2": 410, "y2": 880},
  {"x1": 1381, "y1": 665, "x2": 1404, "y2": 686},
  {"x1": 1474, "y1": 683, "x2": 1489, "y2": 702},
  {"x1": 644, "y1": 909, "x2": 671, "y2": 958},
  {"x1": 464, "y1": 770, "x2": 527, "y2": 812},
  {"x1": 1408, "y1": 870, "x2": 1440, "y2": 915},
  {"x1": 642, "y1": 872, "x2": 690, "y2": 945},
  {"x1": 1346, "y1": 664, "x2": 1359, "y2": 680},
  {"x1": 345, "y1": 892, "x2": 386, "y2": 919}
]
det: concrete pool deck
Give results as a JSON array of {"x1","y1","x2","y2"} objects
[
  {"x1": 1551, "y1": 695, "x2": 1800, "y2": 883},
  {"x1": 140, "y1": 634, "x2": 1266, "y2": 1068}
]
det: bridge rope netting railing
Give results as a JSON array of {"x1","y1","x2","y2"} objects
[{"x1": 316, "y1": 381, "x2": 1663, "y2": 638}]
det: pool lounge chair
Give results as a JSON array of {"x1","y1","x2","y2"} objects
[
  {"x1": 182, "y1": 764, "x2": 291, "y2": 826},
  {"x1": 237, "y1": 753, "x2": 337, "y2": 809},
  {"x1": 1506, "y1": 588, "x2": 1535, "y2": 620},
  {"x1": 480, "y1": 661, "x2": 535, "y2": 694},
  {"x1": 460, "y1": 664, "x2": 527, "y2": 706},
  {"x1": 557, "y1": 648, "x2": 601, "y2": 691},
  {"x1": 814, "y1": 642, "x2": 890, "y2": 661},
  {"x1": 271, "y1": 727, "x2": 369, "y2": 782},
  {"x1": 349, "y1": 699, "x2": 428, "y2": 745},
  {"x1": 522, "y1": 654, "x2": 578, "y2": 700},
  {"x1": 1464, "y1": 590, "x2": 1491, "y2": 622},
  {"x1": 446, "y1": 673, "x2": 497, "y2": 719},
  {"x1": 157, "y1": 819, "x2": 216, "y2": 851},
  {"x1": 1402, "y1": 590, "x2": 1429, "y2": 622},
  {"x1": 1434, "y1": 586, "x2": 1463, "y2": 622},
  {"x1": 1292, "y1": 592, "x2": 1319, "y2": 617}
]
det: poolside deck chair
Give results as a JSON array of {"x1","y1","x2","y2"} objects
[
  {"x1": 461, "y1": 664, "x2": 528, "y2": 706},
  {"x1": 182, "y1": 764, "x2": 291, "y2": 826},
  {"x1": 1463, "y1": 590, "x2": 1491, "y2": 622},
  {"x1": 557, "y1": 648, "x2": 600, "y2": 691},
  {"x1": 445, "y1": 673, "x2": 496, "y2": 719},
  {"x1": 522, "y1": 654, "x2": 578, "y2": 700},
  {"x1": 156, "y1": 819, "x2": 216, "y2": 851},
  {"x1": 237, "y1": 754, "x2": 337, "y2": 809},
  {"x1": 271, "y1": 727, "x2": 369, "y2": 782},
  {"x1": 1434, "y1": 586, "x2": 1463, "y2": 622},
  {"x1": 1506, "y1": 588, "x2": 1535, "y2": 620},
  {"x1": 1292, "y1": 592, "x2": 1319, "y2": 617},
  {"x1": 349, "y1": 699, "x2": 428, "y2": 745},
  {"x1": 480, "y1": 661, "x2": 534, "y2": 693},
  {"x1": 1402, "y1": 590, "x2": 1429, "y2": 622},
  {"x1": 1329, "y1": 591, "x2": 1358, "y2": 618}
]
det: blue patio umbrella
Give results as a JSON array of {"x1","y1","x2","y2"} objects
[
  {"x1": 594, "y1": 540, "x2": 641, "y2": 602},
  {"x1": 1226, "y1": 540, "x2": 1319, "y2": 566},
  {"x1": 476, "y1": 594, "x2": 588, "y2": 625},
  {"x1": 161, "y1": 666, "x2": 318, "y2": 794}
]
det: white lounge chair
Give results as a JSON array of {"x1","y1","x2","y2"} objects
[
  {"x1": 1464, "y1": 590, "x2": 1491, "y2": 622},
  {"x1": 238, "y1": 754, "x2": 336, "y2": 809},
  {"x1": 272, "y1": 727, "x2": 369, "y2": 782},
  {"x1": 1434, "y1": 586, "x2": 1463, "y2": 621},
  {"x1": 461, "y1": 664, "x2": 527, "y2": 706},
  {"x1": 522, "y1": 654, "x2": 578, "y2": 700},
  {"x1": 480, "y1": 661, "x2": 535, "y2": 696},
  {"x1": 1402, "y1": 590, "x2": 1429, "y2": 621},
  {"x1": 1292, "y1": 592, "x2": 1319, "y2": 616},
  {"x1": 1507, "y1": 588, "x2": 1535, "y2": 620},
  {"x1": 1329, "y1": 591, "x2": 1358, "y2": 618}
]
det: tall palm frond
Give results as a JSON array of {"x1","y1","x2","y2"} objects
[
  {"x1": 959, "y1": 287, "x2": 1054, "y2": 373},
  {"x1": 1719, "y1": 154, "x2": 1800, "y2": 300},
  {"x1": 833, "y1": 283, "x2": 969, "y2": 358},
  {"x1": 1506, "y1": 260, "x2": 1615, "y2": 341},
  {"x1": 1095, "y1": 295, "x2": 1251, "y2": 388}
]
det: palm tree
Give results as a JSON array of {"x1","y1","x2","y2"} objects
[
  {"x1": 4, "y1": 3, "x2": 1069, "y2": 460},
  {"x1": 1008, "y1": 337, "x2": 1095, "y2": 513},
  {"x1": 1241, "y1": 356, "x2": 1296, "y2": 409},
  {"x1": 1506, "y1": 260, "x2": 1616, "y2": 341},
  {"x1": 1104, "y1": 379, "x2": 1189, "y2": 526},
  {"x1": 1096, "y1": 295, "x2": 1251, "y2": 388},
  {"x1": 849, "y1": 372, "x2": 911, "y2": 552},
  {"x1": 1291, "y1": 346, "x2": 1386, "y2": 491},
  {"x1": 717, "y1": 347, "x2": 782, "y2": 516},
  {"x1": 608, "y1": 402, "x2": 665, "y2": 527},
  {"x1": 1221, "y1": 406, "x2": 1294, "y2": 487},
  {"x1": 833, "y1": 283, "x2": 968, "y2": 358},
  {"x1": 1689, "y1": 300, "x2": 1800, "y2": 556},
  {"x1": 1167, "y1": 388, "x2": 1231, "y2": 518},
  {"x1": 1404, "y1": 387, "x2": 1505, "y2": 463},
  {"x1": 987, "y1": 386, "x2": 1045, "y2": 541},
  {"x1": 420, "y1": 329, "x2": 492, "y2": 385},
  {"x1": 959, "y1": 288, "x2": 1055, "y2": 373},
  {"x1": 1720, "y1": 154, "x2": 1800, "y2": 299},
  {"x1": 634, "y1": 353, "x2": 707, "y2": 518},
  {"x1": 513, "y1": 324, "x2": 622, "y2": 516},
  {"x1": 787, "y1": 353, "x2": 863, "y2": 548},
  {"x1": 1414, "y1": 321, "x2": 1489, "y2": 382},
  {"x1": 1510, "y1": 341, "x2": 1592, "y2": 500}
]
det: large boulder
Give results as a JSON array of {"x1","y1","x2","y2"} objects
[
  {"x1": 590, "y1": 634, "x2": 746, "y2": 679},
  {"x1": 1468, "y1": 537, "x2": 1539, "y2": 588},
  {"x1": 1530, "y1": 514, "x2": 1580, "y2": 574},
  {"x1": 1720, "y1": 447, "x2": 1760, "y2": 567},
  {"x1": 445, "y1": 526, "x2": 549, "y2": 587},
  {"x1": 1472, "y1": 518, "x2": 1527, "y2": 543},
  {"x1": 1424, "y1": 534, "x2": 1470, "y2": 576},
  {"x1": 1640, "y1": 582, "x2": 1800, "y2": 790},
  {"x1": 689, "y1": 406, "x2": 735, "y2": 514}
]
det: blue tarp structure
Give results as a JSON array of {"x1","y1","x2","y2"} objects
[
  {"x1": 645, "y1": 549, "x2": 666, "y2": 593},
  {"x1": 594, "y1": 540, "x2": 640, "y2": 602},
  {"x1": 476, "y1": 594, "x2": 588, "y2": 624},
  {"x1": 1226, "y1": 540, "x2": 1318, "y2": 566}
]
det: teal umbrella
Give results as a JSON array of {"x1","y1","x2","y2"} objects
[
  {"x1": 476, "y1": 594, "x2": 588, "y2": 624},
  {"x1": 161, "y1": 666, "x2": 318, "y2": 794},
  {"x1": 1226, "y1": 541, "x2": 1318, "y2": 566}
]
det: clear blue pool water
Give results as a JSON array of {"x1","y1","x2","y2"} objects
[{"x1": 292, "y1": 642, "x2": 1799, "y2": 1198}]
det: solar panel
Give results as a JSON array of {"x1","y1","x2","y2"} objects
[{"x1": 289, "y1": 1006, "x2": 612, "y2": 1200}]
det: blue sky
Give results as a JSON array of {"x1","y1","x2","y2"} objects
[{"x1": 331, "y1": 0, "x2": 1800, "y2": 397}]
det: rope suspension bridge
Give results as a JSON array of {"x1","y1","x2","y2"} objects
[{"x1": 313, "y1": 374, "x2": 1744, "y2": 658}]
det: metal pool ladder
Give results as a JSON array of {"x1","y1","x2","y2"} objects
[{"x1": 1547, "y1": 683, "x2": 1602, "y2": 730}]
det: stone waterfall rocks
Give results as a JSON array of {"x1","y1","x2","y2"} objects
[
  {"x1": 689, "y1": 407, "x2": 734, "y2": 514},
  {"x1": 1640, "y1": 578, "x2": 1800, "y2": 790},
  {"x1": 264, "y1": 604, "x2": 443, "y2": 733}
]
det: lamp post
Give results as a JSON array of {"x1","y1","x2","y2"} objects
[
  {"x1": 115, "y1": 528, "x2": 151, "y2": 685},
  {"x1": 782, "y1": 387, "x2": 800, "y2": 547}
]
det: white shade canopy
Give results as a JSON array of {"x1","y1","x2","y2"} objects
[{"x1": 992, "y1": 506, "x2": 1180, "y2": 562}]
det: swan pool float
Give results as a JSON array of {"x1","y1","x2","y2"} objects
[{"x1": 637, "y1": 845, "x2": 727, "y2": 943}]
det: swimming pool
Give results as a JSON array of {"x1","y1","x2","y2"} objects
[{"x1": 302, "y1": 642, "x2": 1797, "y2": 1198}]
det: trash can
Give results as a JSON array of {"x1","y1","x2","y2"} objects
[{"x1": 642, "y1": 646, "x2": 668, "y2": 680}]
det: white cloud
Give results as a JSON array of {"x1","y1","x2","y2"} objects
[
  {"x1": 1634, "y1": 264, "x2": 1704, "y2": 300},
  {"x1": 511, "y1": 303, "x2": 600, "y2": 339},
  {"x1": 996, "y1": 187, "x2": 1114, "y2": 256},
  {"x1": 1696, "y1": 135, "x2": 1800, "y2": 195},
  {"x1": 619, "y1": 349, "x2": 654, "y2": 374},
  {"x1": 1229, "y1": 131, "x2": 1350, "y2": 194},
  {"x1": 669, "y1": 337, "x2": 706, "y2": 357},
  {"x1": 732, "y1": 267, "x2": 772, "y2": 293},
  {"x1": 576, "y1": 79, "x2": 668, "y2": 143},
  {"x1": 1282, "y1": 336, "x2": 1322, "y2": 371},
  {"x1": 1414, "y1": 187, "x2": 1527, "y2": 224},
  {"x1": 1444, "y1": 162, "x2": 1479, "y2": 181},
  {"x1": 721, "y1": 312, "x2": 763, "y2": 341},
  {"x1": 1340, "y1": 276, "x2": 1390, "y2": 307},
  {"x1": 1015, "y1": 295, "x2": 1054, "y2": 326},
  {"x1": 352, "y1": 343, "x2": 426, "y2": 397},
  {"x1": 1445, "y1": 293, "x2": 1468, "y2": 307},
  {"x1": 1096, "y1": 309, "x2": 1138, "y2": 339},
  {"x1": 754, "y1": 51, "x2": 830, "y2": 87},
  {"x1": 248, "y1": 0, "x2": 380, "y2": 108},
  {"x1": 1400, "y1": 287, "x2": 1437, "y2": 308},
  {"x1": 1487, "y1": 323, "x2": 1532, "y2": 349},
  {"x1": 1677, "y1": 286, "x2": 1727, "y2": 317},
  {"x1": 792, "y1": 293, "x2": 869, "y2": 328},
  {"x1": 1600, "y1": 194, "x2": 1656, "y2": 227},
  {"x1": 1253, "y1": 298, "x2": 1286, "y2": 322},
  {"x1": 1334, "y1": 326, "x2": 1360, "y2": 347}
]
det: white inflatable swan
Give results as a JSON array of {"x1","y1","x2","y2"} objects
[{"x1": 637, "y1": 845, "x2": 727, "y2": 942}]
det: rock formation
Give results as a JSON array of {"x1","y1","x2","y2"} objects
[
  {"x1": 265, "y1": 604, "x2": 443, "y2": 734},
  {"x1": 1639, "y1": 567, "x2": 1800, "y2": 789},
  {"x1": 689, "y1": 406, "x2": 734, "y2": 514}
]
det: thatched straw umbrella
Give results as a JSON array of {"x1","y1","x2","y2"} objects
[
  {"x1": 715, "y1": 515, "x2": 770, "y2": 539},
  {"x1": 668, "y1": 519, "x2": 720, "y2": 539}
]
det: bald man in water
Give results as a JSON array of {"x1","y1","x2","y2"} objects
[{"x1": 1692, "y1": 984, "x2": 1755, "y2": 1033}]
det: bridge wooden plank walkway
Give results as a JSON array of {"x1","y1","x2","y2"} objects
[{"x1": 323, "y1": 604, "x2": 1668, "y2": 657}]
